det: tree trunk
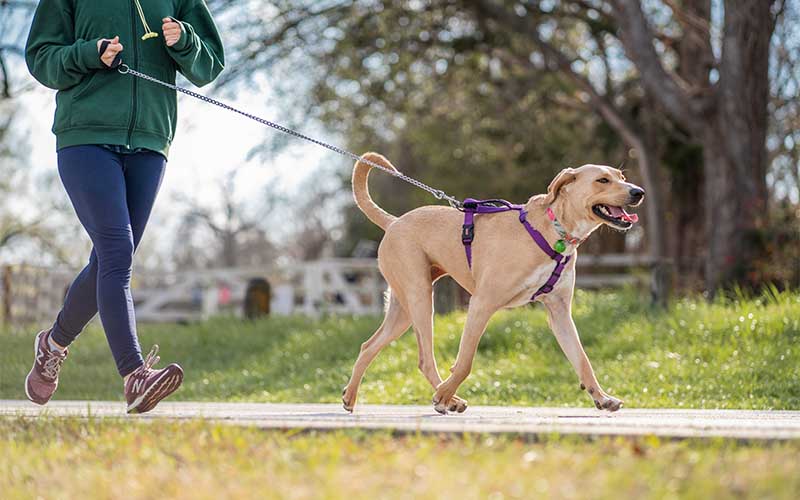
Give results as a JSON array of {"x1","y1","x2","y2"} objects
[
  {"x1": 612, "y1": 0, "x2": 776, "y2": 292},
  {"x1": 669, "y1": 0, "x2": 711, "y2": 288},
  {"x1": 702, "y1": 0, "x2": 773, "y2": 290},
  {"x1": 635, "y1": 144, "x2": 672, "y2": 305},
  {"x1": 222, "y1": 233, "x2": 238, "y2": 268}
]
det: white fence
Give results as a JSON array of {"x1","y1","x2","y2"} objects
[{"x1": 132, "y1": 258, "x2": 385, "y2": 322}]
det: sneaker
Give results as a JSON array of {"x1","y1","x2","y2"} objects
[
  {"x1": 25, "y1": 330, "x2": 68, "y2": 405},
  {"x1": 124, "y1": 345, "x2": 183, "y2": 414}
]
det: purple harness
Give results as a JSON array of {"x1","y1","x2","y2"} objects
[{"x1": 461, "y1": 198, "x2": 571, "y2": 301}]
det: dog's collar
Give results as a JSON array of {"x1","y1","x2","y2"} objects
[{"x1": 546, "y1": 207, "x2": 584, "y2": 251}]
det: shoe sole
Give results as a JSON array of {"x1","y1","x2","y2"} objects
[
  {"x1": 24, "y1": 331, "x2": 52, "y2": 406},
  {"x1": 126, "y1": 365, "x2": 184, "y2": 414}
]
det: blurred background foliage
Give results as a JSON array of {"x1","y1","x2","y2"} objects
[
  {"x1": 209, "y1": 0, "x2": 800, "y2": 292},
  {"x1": 1, "y1": 0, "x2": 798, "y2": 294}
]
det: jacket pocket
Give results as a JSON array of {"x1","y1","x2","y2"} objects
[
  {"x1": 72, "y1": 71, "x2": 100, "y2": 101},
  {"x1": 134, "y1": 62, "x2": 177, "y2": 141},
  {"x1": 69, "y1": 70, "x2": 132, "y2": 128}
]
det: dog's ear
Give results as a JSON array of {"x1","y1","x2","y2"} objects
[{"x1": 545, "y1": 168, "x2": 577, "y2": 204}]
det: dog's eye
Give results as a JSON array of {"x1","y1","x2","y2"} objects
[{"x1": 596, "y1": 178, "x2": 610, "y2": 184}]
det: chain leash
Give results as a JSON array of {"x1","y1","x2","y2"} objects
[{"x1": 117, "y1": 64, "x2": 463, "y2": 209}]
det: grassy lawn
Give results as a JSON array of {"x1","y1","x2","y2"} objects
[
  {"x1": 1, "y1": 289, "x2": 798, "y2": 410},
  {"x1": 1, "y1": 418, "x2": 799, "y2": 499}
]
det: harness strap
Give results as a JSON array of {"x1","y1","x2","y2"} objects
[
  {"x1": 462, "y1": 203, "x2": 476, "y2": 268},
  {"x1": 461, "y1": 199, "x2": 571, "y2": 301}
]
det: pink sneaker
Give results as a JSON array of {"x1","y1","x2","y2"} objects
[
  {"x1": 124, "y1": 345, "x2": 183, "y2": 414},
  {"x1": 25, "y1": 330, "x2": 68, "y2": 405}
]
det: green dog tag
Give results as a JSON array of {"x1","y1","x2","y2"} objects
[{"x1": 554, "y1": 239, "x2": 567, "y2": 253}]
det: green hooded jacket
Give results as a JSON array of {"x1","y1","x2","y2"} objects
[{"x1": 25, "y1": 0, "x2": 225, "y2": 157}]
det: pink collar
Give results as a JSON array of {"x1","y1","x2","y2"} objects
[{"x1": 546, "y1": 207, "x2": 584, "y2": 247}]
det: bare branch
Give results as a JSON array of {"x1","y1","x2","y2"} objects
[
  {"x1": 608, "y1": 0, "x2": 697, "y2": 128},
  {"x1": 662, "y1": 0, "x2": 712, "y2": 34},
  {"x1": 471, "y1": 0, "x2": 644, "y2": 149}
]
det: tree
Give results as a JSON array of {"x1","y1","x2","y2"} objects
[
  {"x1": 460, "y1": 0, "x2": 783, "y2": 290},
  {"x1": 0, "y1": 1, "x2": 38, "y2": 251},
  {"x1": 0, "y1": 0, "x2": 38, "y2": 98},
  {"x1": 768, "y1": 0, "x2": 800, "y2": 203},
  {"x1": 0, "y1": 0, "x2": 90, "y2": 267},
  {"x1": 215, "y1": 0, "x2": 788, "y2": 292},
  {"x1": 216, "y1": 0, "x2": 629, "y2": 251},
  {"x1": 0, "y1": 101, "x2": 89, "y2": 266},
  {"x1": 609, "y1": 0, "x2": 781, "y2": 290},
  {"x1": 173, "y1": 171, "x2": 281, "y2": 269}
]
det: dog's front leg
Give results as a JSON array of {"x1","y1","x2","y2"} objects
[
  {"x1": 432, "y1": 296, "x2": 499, "y2": 414},
  {"x1": 543, "y1": 294, "x2": 623, "y2": 412}
]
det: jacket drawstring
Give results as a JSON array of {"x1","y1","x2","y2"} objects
[{"x1": 133, "y1": 0, "x2": 159, "y2": 40}]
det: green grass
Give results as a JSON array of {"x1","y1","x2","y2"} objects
[
  {"x1": 1, "y1": 418, "x2": 799, "y2": 499},
  {"x1": 1, "y1": 289, "x2": 799, "y2": 409}
]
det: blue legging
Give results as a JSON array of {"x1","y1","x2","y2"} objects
[{"x1": 51, "y1": 145, "x2": 166, "y2": 377}]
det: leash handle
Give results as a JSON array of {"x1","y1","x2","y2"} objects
[{"x1": 98, "y1": 40, "x2": 123, "y2": 69}]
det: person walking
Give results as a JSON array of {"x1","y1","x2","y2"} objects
[{"x1": 24, "y1": 0, "x2": 224, "y2": 413}]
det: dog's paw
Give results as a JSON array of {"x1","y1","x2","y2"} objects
[
  {"x1": 448, "y1": 395, "x2": 468, "y2": 413},
  {"x1": 432, "y1": 398, "x2": 448, "y2": 414},
  {"x1": 432, "y1": 385, "x2": 463, "y2": 414},
  {"x1": 342, "y1": 386, "x2": 357, "y2": 413},
  {"x1": 593, "y1": 394, "x2": 624, "y2": 412}
]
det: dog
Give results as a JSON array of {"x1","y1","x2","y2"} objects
[{"x1": 342, "y1": 153, "x2": 644, "y2": 414}]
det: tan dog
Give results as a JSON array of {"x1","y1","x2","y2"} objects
[{"x1": 342, "y1": 153, "x2": 644, "y2": 414}]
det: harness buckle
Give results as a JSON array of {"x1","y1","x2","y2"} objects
[
  {"x1": 462, "y1": 224, "x2": 475, "y2": 244},
  {"x1": 462, "y1": 200, "x2": 478, "y2": 210}
]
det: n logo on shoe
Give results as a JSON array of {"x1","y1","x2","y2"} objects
[{"x1": 132, "y1": 378, "x2": 145, "y2": 393}]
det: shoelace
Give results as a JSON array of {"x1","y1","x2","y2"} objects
[
  {"x1": 42, "y1": 353, "x2": 65, "y2": 380},
  {"x1": 127, "y1": 345, "x2": 161, "y2": 392},
  {"x1": 142, "y1": 345, "x2": 161, "y2": 372}
]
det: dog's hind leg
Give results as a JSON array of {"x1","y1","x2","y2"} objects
[{"x1": 342, "y1": 292, "x2": 410, "y2": 412}]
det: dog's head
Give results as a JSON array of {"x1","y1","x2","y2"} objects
[{"x1": 545, "y1": 164, "x2": 644, "y2": 230}]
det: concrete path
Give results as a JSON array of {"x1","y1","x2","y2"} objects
[{"x1": 2, "y1": 400, "x2": 799, "y2": 440}]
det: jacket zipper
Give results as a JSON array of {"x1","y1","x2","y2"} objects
[{"x1": 126, "y1": 0, "x2": 139, "y2": 148}]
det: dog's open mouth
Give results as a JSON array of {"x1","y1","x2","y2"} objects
[{"x1": 592, "y1": 204, "x2": 639, "y2": 228}]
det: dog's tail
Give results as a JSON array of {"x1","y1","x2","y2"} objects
[{"x1": 352, "y1": 152, "x2": 397, "y2": 231}]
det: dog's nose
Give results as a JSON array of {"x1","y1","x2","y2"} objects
[{"x1": 628, "y1": 187, "x2": 645, "y2": 204}]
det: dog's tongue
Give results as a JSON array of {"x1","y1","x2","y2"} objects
[{"x1": 607, "y1": 205, "x2": 639, "y2": 223}]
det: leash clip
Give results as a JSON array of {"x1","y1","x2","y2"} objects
[{"x1": 117, "y1": 64, "x2": 130, "y2": 75}]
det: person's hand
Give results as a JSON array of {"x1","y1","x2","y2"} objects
[
  {"x1": 97, "y1": 36, "x2": 123, "y2": 67},
  {"x1": 162, "y1": 18, "x2": 182, "y2": 47}
]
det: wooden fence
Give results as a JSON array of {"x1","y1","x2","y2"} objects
[{"x1": 576, "y1": 253, "x2": 671, "y2": 306}]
